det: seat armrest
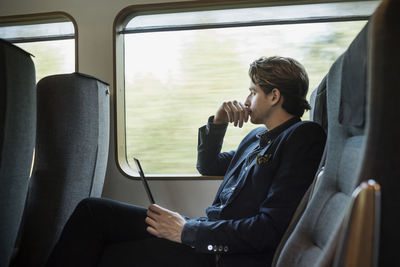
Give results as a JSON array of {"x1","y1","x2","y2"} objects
[{"x1": 334, "y1": 180, "x2": 381, "y2": 267}]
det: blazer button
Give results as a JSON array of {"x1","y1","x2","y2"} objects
[
  {"x1": 207, "y1": 245, "x2": 213, "y2": 251},
  {"x1": 213, "y1": 245, "x2": 218, "y2": 252},
  {"x1": 218, "y1": 245, "x2": 224, "y2": 252},
  {"x1": 224, "y1": 246, "x2": 229, "y2": 252}
]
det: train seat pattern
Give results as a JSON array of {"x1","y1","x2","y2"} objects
[
  {"x1": 273, "y1": 0, "x2": 399, "y2": 266},
  {"x1": 359, "y1": 0, "x2": 400, "y2": 265},
  {"x1": 11, "y1": 73, "x2": 110, "y2": 267},
  {"x1": 0, "y1": 39, "x2": 36, "y2": 267}
]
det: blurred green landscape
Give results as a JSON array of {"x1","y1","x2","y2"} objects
[
  {"x1": 17, "y1": 39, "x2": 75, "y2": 82},
  {"x1": 125, "y1": 20, "x2": 367, "y2": 175}
]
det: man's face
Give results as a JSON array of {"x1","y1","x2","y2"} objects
[{"x1": 245, "y1": 82, "x2": 273, "y2": 125}]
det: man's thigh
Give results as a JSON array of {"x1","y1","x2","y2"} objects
[
  {"x1": 98, "y1": 237, "x2": 216, "y2": 267},
  {"x1": 73, "y1": 197, "x2": 152, "y2": 242}
]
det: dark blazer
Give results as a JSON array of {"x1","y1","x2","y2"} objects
[{"x1": 182, "y1": 117, "x2": 326, "y2": 267}]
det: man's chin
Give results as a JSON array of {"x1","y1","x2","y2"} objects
[{"x1": 249, "y1": 116, "x2": 261, "y2": 125}]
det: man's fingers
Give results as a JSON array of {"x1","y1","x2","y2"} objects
[
  {"x1": 146, "y1": 226, "x2": 159, "y2": 237},
  {"x1": 227, "y1": 102, "x2": 239, "y2": 126},
  {"x1": 239, "y1": 102, "x2": 249, "y2": 123},
  {"x1": 145, "y1": 215, "x2": 159, "y2": 236},
  {"x1": 145, "y1": 216, "x2": 157, "y2": 226},
  {"x1": 150, "y1": 204, "x2": 177, "y2": 215},
  {"x1": 148, "y1": 204, "x2": 160, "y2": 211},
  {"x1": 147, "y1": 204, "x2": 176, "y2": 221},
  {"x1": 147, "y1": 208, "x2": 161, "y2": 221},
  {"x1": 216, "y1": 100, "x2": 248, "y2": 127},
  {"x1": 227, "y1": 101, "x2": 247, "y2": 128},
  {"x1": 232, "y1": 101, "x2": 244, "y2": 127},
  {"x1": 145, "y1": 206, "x2": 186, "y2": 243},
  {"x1": 148, "y1": 204, "x2": 166, "y2": 215},
  {"x1": 222, "y1": 103, "x2": 233, "y2": 123}
]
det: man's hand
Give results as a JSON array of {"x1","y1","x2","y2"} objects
[
  {"x1": 145, "y1": 204, "x2": 186, "y2": 243},
  {"x1": 214, "y1": 100, "x2": 249, "y2": 128}
]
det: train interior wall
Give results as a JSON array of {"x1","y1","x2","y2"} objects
[{"x1": 0, "y1": 0, "x2": 221, "y2": 218}]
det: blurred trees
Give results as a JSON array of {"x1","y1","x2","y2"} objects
[{"x1": 17, "y1": 39, "x2": 75, "y2": 82}]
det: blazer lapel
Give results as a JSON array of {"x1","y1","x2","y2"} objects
[
  {"x1": 224, "y1": 141, "x2": 259, "y2": 179},
  {"x1": 213, "y1": 141, "x2": 259, "y2": 201},
  {"x1": 224, "y1": 142, "x2": 274, "y2": 206}
]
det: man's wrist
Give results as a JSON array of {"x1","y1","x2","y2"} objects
[
  {"x1": 181, "y1": 220, "x2": 200, "y2": 248},
  {"x1": 201, "y1": 116, "x2": 228, "y2": 142},
  {"x1": 208, "y1": 116, "x2": 228, "y2": 127},
  {"x1": 213, "y1": 116, "x2": 227, "y2": 125}
]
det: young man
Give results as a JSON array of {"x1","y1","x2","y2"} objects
[{"x1": 45, "y1": 56, "x2": 326, "y2": 267}]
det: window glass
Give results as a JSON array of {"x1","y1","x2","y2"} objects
[
  {"x1": 16, "y1": 39, "x2": 75, "y2": 82},
  {"x1": 125, "y1": 2, "x2": 378, "y2": 30},
  {"x1": 123, "y1": 2, "x2": 377, "y2": 175},
  {"x1": 0, "y1": 22, "x2": 75, "y2": 82},
  {"x1": 0, "y1": 22, "x2": 74, "y2": 40}
]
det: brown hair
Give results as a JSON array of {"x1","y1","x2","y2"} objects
[{"x1": 249, "y1": 56, "x2": 311, "y2": 117}]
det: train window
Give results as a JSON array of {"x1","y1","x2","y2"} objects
[
  {"x1": 0, "y1": 18, "x2": 76, "y2": 82},
  {"x1": 118, "y1": 1, "x2": 379, "y2": 176}
]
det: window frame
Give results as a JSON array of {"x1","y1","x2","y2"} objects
[
  {"x1": 0, "y1": 11, "x2": 79, "y2": 72},
  {"x1": 114, "y1": 0, "x2": 375, "y2": 181}
]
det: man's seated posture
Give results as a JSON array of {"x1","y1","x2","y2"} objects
[{"x1": 45, "y1": 56, "x2": 326, "y2": 267}]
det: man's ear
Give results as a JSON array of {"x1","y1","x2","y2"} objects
[{"x1": 271, "y1": 88, "x2": 282, "y2": 106}]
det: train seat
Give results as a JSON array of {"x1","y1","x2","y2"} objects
[
  {"x1": 355, "y1": 0, "x2": 400, "y2": 265},
  {"x1": 272, "y1": 0, "x2": 399, "y2": 266},
  {"x1": 11, "y1": 73, "x2": 110, "y2": 267},
  {"x1": 0, "y1": 39, "x2": 36, "y2": 267}
]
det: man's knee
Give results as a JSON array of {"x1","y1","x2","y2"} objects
[
  {"x1": 76, "y1": 197, "x2": 96, "y2": 208},
  {"x1": 74, "y1": 197, "x2": 105, "y2": 216}
]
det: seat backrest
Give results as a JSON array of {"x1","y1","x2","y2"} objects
[
  {"x1": 12, "y1": 73, "x2": 110, "y2": 267},
  {"x1": 273, "y1": 11, "x2": 371, "y2": 267},
  {"x1": 310, "y1": 75, "x2": 327, "y2": 133},
  {"x1": 358, "y1": 0, "x2": 400, "y2": 265},
  {"x1": 0, "y1": 39, "x2": 36, "y2": 267}
]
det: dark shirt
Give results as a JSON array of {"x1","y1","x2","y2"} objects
[{"x1": 182, "y1": 116, "x2": 326, "y2": 267}]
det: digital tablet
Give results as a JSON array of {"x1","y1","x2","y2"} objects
[{"x1": 133, "y1": 157, "x2": 155, "y2": 204}]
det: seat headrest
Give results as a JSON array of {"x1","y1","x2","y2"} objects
[
  {"x1": 339, "y1": 23, "x2": 369, "y2": 127},
  {"x1": 310, "y1": 75, "x2": 327, "y2": 132},
  {"x1": 0, "y1": 38, "x2": 33, "y2": 57}
]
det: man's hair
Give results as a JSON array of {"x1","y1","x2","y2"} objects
[{"x1": 248, "y1": 56, "x2": 311, "y2": 117}]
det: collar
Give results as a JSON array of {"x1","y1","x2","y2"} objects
[{"x1": 257, "y1": 117, "x2": 301, "y2": 147}]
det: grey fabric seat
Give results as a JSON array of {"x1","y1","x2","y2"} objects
[
  {"x1": 11, "y1": 73, "x2": 110, "y2": 267},
  {"x1": 273, "y1": 0, "x2": 399, "y2": 266},
  {"x1": 360, "y1": 0, "x2": 400, "y2": 265},
  {"x1": 0, "y1": 39, "x2": 36, "y2": 267},
  {"x1": 275, "y1": 49, "x2": 367, "y2": 267}
]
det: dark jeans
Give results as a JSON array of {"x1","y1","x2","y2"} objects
[{"x1": 45, "y1": 198, "x2": 216, "y2": 267}]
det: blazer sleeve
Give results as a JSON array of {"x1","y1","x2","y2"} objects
[
  {"x1": 185, "y1": 122, "x2": 326, "y2": 254},
  {"x1": 196, "y1": 116, "x2": 235, "y2": 176}
]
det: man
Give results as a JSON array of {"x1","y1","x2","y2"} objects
[{"x1": 45, "y1": 56, "x2": 326, "y2": 267}]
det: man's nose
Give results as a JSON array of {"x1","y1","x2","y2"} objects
[{"x1": 244, "y1": 95, "x2": 251, "y2": 106}]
